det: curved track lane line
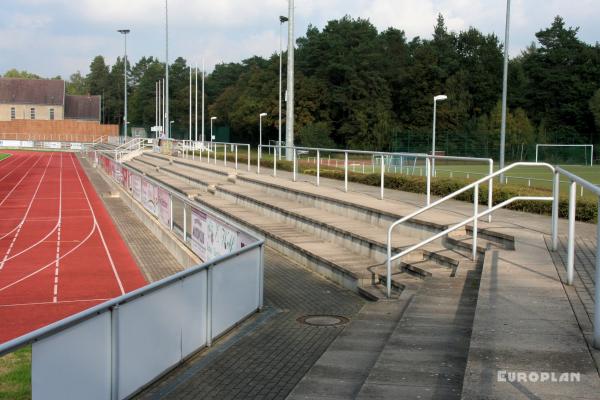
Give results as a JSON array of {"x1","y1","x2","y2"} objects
[{"x1": 0, "y1": 154, "x2": 55, "y2": 270}]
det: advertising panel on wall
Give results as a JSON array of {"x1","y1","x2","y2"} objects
[
  {"x1": 191, "y1": 208, "x2": 208, "y2": 261},
  {"x1": 132, "y1": 174, "x2": 142, "y2": 202},
  {"x1": 44, "y1": 142, "x2": 61, "y2": 149},
  {"x1": 113, "y1": 163, "x2": 123, "y2": 185},
  {"x1": 158, "y1": 187, "x2": 171, "y2": 228},
  {"x1": 121, "y1": 168, "x2": 130, "y2": 192},
  {"x1": 70, "y1": 143, "x2": 83, "y2": 150},
  {"x1": 20, "y1": 141, "x2": 33, "y2": 148},
  {"x1": 0, "y1": 140, "x2": 21, "y2": 147},
  {"x1": 141, "y1": 178, "x2": 159, "y2": 216}
]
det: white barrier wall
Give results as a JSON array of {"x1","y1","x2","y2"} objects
[{"x1": 30, "y1": 244, "x2": 262, "y2": 399}]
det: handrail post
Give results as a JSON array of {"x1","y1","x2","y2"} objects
[
  {"x1": 214, "y1": 144, "x2": 217, "y2": 164},
  {"x1": 257, "y1": 146, "x2": 261, "y2": 174},
  {"x1": 567, "y1": 180, "x2": 576, "y2": 285},
  {"x1": 551, "y1": 171, "x2": 560, "y2": 251},
  {"x1": 472, "y1": 184, "x2": 479, "y2": 261},
  {"x1": 426, "y1": 157, "x2": 431, "y2": 205},
  {"x1": 235, "y1": 145, "x2": 238, "y2": 170},
  {"x1": 380, "y1": 155, "x2": 385, "y2": 200},
  {"x1": 487, "y1": 160, "x2": 493, "y2": 223},
  {"x1": 183, "y1": 205, "x2": 187, "y2": 242},
  {"x1": 273, "y1": 147, "x2": 277, "y2": 177},
  {"x1": 224, "y1": 144, "x2": 227, "y2": 167},
  {"x1": 344, "y1": 152, "x2": 348, "y2": 192},
  {"x1": 293, "y1": 148, "x2": 297, "y2": 182},
  {"x1": 386, "y1": 236, "x2": 392, "y2": 299},
  {"x1": 316, "y1": 150, "x2": 320, "y2": 186},
  {"x1": 594, "y1": 197, "x2": 600, "y2": 349},
  {"x1": 247, "y1": 145, "x2": 250, "y2": 172}
]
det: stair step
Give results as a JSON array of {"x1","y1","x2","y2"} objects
[
  {"x1": 447, "y1": 232, "x2": 506, "y2": 254},
  {"x1": 403, "y1": 259, "x2": 454, "y2": 278},
  {"x1": 357, "y1": 284, "x2": 398, "y2": 301}
]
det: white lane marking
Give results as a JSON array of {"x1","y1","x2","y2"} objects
[
  {"x1": 0, "y1": 298, "x2": 110, "y2": 308},
  {"x1": 0, "y1": 154, "x2": 47, "y2": 239},
  {"x1": 0, "y1": 153, "x2": 36, "y2": 182},
  {"x1": 0, "y1": 154, "x2": 54, "y2": 270},
  {"x1": 0, "y1": 154, "x2": 126, "y2": 297},
  {"x1": 52, "y1": 153, "x2": 63, "y2": 303},
  {"x1": 69, "y1": 154, "x2": 125, "y2": 294}
]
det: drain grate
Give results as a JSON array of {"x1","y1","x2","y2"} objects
[{"x1": 297, "y1": 315, "x2": 349, "y2": 327}]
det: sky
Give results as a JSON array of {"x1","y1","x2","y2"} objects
[{"x1": 1, "y1": 0, "x2": 599, "y2": 79}]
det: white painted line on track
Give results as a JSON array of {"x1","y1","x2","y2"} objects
[
  {"x1": 53, "y1": 153, "x2": 63, "y2": 303},
  {"x1": 69, "y1": 153, "x2": 125, "y2": 294},
  {"x1": 0, "y1": 154, "x2": 55, "y2": 270},
  {"x1": 0, "y1": 153, "x2": 35, "y2": 182}
]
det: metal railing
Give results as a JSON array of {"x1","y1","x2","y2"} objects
[
  {"x1": 177, "y1": 140, "x2": 252, "y2": 172},
  {"x1": 386, "y1": 161, "x2": 600, "y2": 348},
  {"x1": 257, "y1": 145, "x2": 493, "y2": 215}
]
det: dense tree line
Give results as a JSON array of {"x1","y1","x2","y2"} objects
[{"x1": 5, "y1": 15, "x2": 600, "y2": 160}]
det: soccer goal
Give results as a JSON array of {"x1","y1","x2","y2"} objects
[{"x1": 535, "y1": 144, "x2": 594, "y2": 166}]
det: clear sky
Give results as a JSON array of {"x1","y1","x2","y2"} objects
[{"x1": 1, "y1": 0, "x2": 598, "y2": 79}]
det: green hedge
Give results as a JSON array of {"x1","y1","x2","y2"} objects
[{"x1": 233, "y1": 154, "x2": 598, "y2": 223}]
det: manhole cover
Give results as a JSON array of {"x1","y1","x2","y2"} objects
[{"x1": 297, "y1": 315, "x2": 349, "y2": 327}]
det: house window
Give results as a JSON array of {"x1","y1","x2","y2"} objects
[
  {"x1": 10, "y1": 107, "x2": 15, "y2": 120},
  {"x1": 49, "y1": 108, "x2": 55, "y2": 120},
  {"x1": 30, "y1": 108, "x2": 36, "y2": 120}
]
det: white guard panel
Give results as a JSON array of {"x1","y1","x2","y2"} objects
[
  {"x1": 117, "y1": 283, "x2": 184, "y2": 398},
  {"x1": 32, "y1": 312, "x2": 111, "y2": 400},
  {"x1": 181, "y1": 270, "x2": 208, "y2": 355},
  {"x1": 211, "y1": 248, "x2": 260, "y2": 338}
]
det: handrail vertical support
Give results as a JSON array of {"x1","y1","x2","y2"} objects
[
  {"x1": 293, "y1": 149, "x2": 297, "y2": 182},
  {"x1": 426, "y1": 158, "x2": 431, "y2": 205},
  {"x1": 273, "y1": 147, "x2": 277, "y2": 177},
  {"x1": 183, "y1": 205, "x2": 187, "y2": 242},
  {"x1": 567, "y1": 180, "x2": 576, "y2": 285},
  {"x1": 551, "y1": 171, "x2": 560, "y2": 251},
  {"x1": 224, "y1": 145, "x2": 227, "y2": 167},
  {"x1": 316, "y1": 150, "x2": 320, "y2": 187},
  {"x1": 473, "y1": 184, "x2": 479, "y2": 261},
  {"x1": 235, "y1": 145, "x2": 238, "y2": 170},
  {"x1": 257, "y1": 146, "x2": 261, "y2": 174},
  {"x1": 344, "y1": 152, "x2": 348, "y2": 192},
  {"x1": 487, "y1": 160, "x2": 493, "y2": 223},
  {"x1": 247, "y1": 145, "x2": 251, "y2": 172},
  {"x1": 594, "y1": 197, "x2": 600, "y2": 349},
  {"x1": 380, "y1": 155, "x2": 385, "y2": 200}
]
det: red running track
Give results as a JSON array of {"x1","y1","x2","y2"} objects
[{"x1": 0, "y1": 151, "x2": 147, "y2": 343}]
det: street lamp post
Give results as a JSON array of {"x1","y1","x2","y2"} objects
[
  {"x1": 285, "y1": 0, "x2": 295, "y2": 161},
  {"x1": 432, "y1": 95, "x2": 447, "y2": 176},
  {"x1": 117, "y1": 29, "x2": 130, "y2": 137},
  {"x1": 165, "y1": 0, "x2": 170, "y2": 138},
  {"x1": 500, "y1": 0, "x2": 511, "y2": 183},
  {"x1": 278, "y1": 16, "x2": 288, "y2": 160}
]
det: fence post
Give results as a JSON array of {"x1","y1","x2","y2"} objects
[
  {"x1": 426, "y1": 158, "x2": 431, "y2": 206},
  {"x1": 594, "y1": 197, "x2": 600, "y2": 349},
  {"x1": 316, "y1": 150, "x2": 320, "y2": 186},
  {"x1": 235, "y1": 145, "x2": 238, "y2": 170},
  {"x1": 214, "y1": 144, "x2": 217, "y2": 164},
  {"x1": 551, "y1": 171, "x2": 560, "y2": 251},
  {"x1": 293, "y1": 149, "x2": 297, "y2": 182},
  {"x1": 224, "y1": 144, "x2": 227, "y2": 167},
  {"x1": 473, "y1": 184, "x2": 479, "y2": 261},
  {"x1": 380, "y1": 155, "x2": 385, "y2": 200},
  {"x1": 183, "y1": 205, "x2": 187, "y2": 242},
  {"x1": 487, "y1": 160, "x2": 493, "y2": 223},
  {"x1": 257, "y1": 146, "x2": 261, "y2": 174},
  {"x1": 247, "y1": 145, "x2": 251, "y2": 172},
  {"x1": 110, "y1": 305, "x2": 119, "y2": 400},
  {"x1": 344, "y1": 152, "x2": 348, "y2": 192},
  {"x1": 273, "y1": 147, "x2": 277, "y2": 177},
  {"x1": 567, "y1": 180, "x2": 576, "y2": 285}
]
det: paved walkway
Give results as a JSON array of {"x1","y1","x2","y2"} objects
[
  {"x1": 136, "y1": 249, "x2": 365, "y2": 400},
  {"x1": 79, "y1": 156, "x2": 184, "y2": 282}
]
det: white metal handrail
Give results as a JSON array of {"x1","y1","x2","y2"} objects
[
  {"x1": 180, "y1": 140, "x2": 251, "y2": 172},
  {"x1": 257, "y1": 145, "x2": 493, "y2": 213}
]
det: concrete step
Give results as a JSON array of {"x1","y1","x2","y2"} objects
[
  {"x1": 446, "y1": 231, "x2": 510, "y2": 254},
  {"x1": 403, "y1": 259, "x2": 455, "y2": 278}
]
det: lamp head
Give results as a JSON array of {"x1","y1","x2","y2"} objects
[
  {"x1": 260, "y1": 113, "x2": 268, "y2": 117},
  {"x1": 280, "y1": 16, "x2": 289, "y2": 23},
  {"x1": 434, "y1": 95, "x2": 448, "y2": 102},
  {"x1": 211, "y1": 116, "x2": 217, "y2": 121},
  {"x1": 117, "y1": 29, "x2": 130, "y2": 35}
]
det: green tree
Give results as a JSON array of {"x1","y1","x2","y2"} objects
[{"x1": 66, "y1": 71, "x2": 89, "y2": 95}]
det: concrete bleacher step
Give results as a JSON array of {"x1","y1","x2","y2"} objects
[{"x1": 403, "y1": 259, "x2": 455, "y2": 278}]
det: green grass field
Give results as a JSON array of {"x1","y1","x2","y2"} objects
[
  {"x1": 0, "y1": 347, "x2": 31, "y2": 400},
  {"x1": 0, "y1": 154, "x2": 11, "y2": 162}
]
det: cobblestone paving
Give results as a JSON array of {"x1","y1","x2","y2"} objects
[
  {"x1": 136, "y1": 249, "x2": 365, "y2": 400},
  {"x1": 79, "y1": 156, "x2": 184, "y2": 282},
  {"x1": 551, "y1": 236, "x2": 597, "y2": 322}
]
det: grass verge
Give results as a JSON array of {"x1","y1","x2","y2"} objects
[{"x1": 0, "y1": 346, "x2": 31, "y2": 400}]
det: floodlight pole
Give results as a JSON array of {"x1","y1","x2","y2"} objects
[
  {"x1": 165, "y1": 0, "x2": 170, "y2": 138},
  {"x1": 195, "y1": 65, "x2": 198, "y2": 142},
  {"x1": 285, "y1": 0, "x2": 295, "y2": 161},
  {"x1": 117, "y1": 29, "x2": 130, "y2": 137},
  {"x1": 202, "y1": 60, "x2": 205, "y2": 146},
  {"x1": 500, "y1": 0, "x2": 511, "y2": 182},
  {"x1": 279, "y1": 16, "x2": 288, "y2": 160},
  {"x1": 189, "y1": 66, "x2": 192, "y2": 141}
]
